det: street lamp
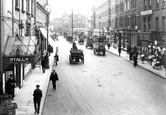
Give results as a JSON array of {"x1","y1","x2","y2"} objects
[
  {"x1": 45, "y1": 4, "x2": 51, "y2": 69},
  {"x1": 99, "y1": 16, "x2": 101, "y2": 36}
]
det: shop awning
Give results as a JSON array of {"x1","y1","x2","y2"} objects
[
  {"x1": 3, "y1": 36, "x2": 37, "y2": 56},
  {"x1": 39, "y1": 27, "x2": 54, "y2": 46}
]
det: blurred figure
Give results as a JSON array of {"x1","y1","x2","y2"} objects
[{"x1": 6, "y1": 74, "x2": 16, "y2": 100}]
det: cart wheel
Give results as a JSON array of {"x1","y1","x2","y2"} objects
[
  {"x1": 103, "y1": 51, "x2": 105, "y2": 56},
  {"x1": 94, "y1": 50, "x2": 96, "y2": 54},
  {"x1": 82, "y1": 59, "x2": 84, "y2": 64},
  {"x1": 69, "y1": 59, "x2": 72, "y2": 64}
]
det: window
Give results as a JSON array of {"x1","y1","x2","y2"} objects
[
  {"x1": 31, "y1": 0, "x2": 34, "y2": 15},
  {"x1": 156, "y1": 0, "x2": 159, "y2": 9},
  {"x1": 163, "y1": 0, "x2": 166, "y2": 7},
  {"x1": 143, "y1": 17, "x2": 146, "y2": 32},
  {"x1": 156, "y1": 17, "x2": 159, "y2": 31},
  {"x1": 149, "y1": 0, "x2": 152, "y2": 9},
  {"x1": 26, "y1": 0, "x2": 30, "y2": 13},
  {"x1": 144, "y1": 0, "x2": 147, "y2": 10},
  {"x1": 22, "y1": 0, "x2": 26, "y2": 12},
  {"x1": 15, "y1": 0, "x2": 20, "y2": 9},
  {"x1": 148, "y1": 16, "x2": 151, "y2": 32},
  {"x1": 162, "y1": 17, "x2": 166, "y2": 31}
]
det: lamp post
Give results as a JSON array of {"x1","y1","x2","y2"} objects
[
  {"x1": 99, "y1": 16, "x2": 101, "y2": 36},
  {"x1": 45, "y1": 4, "x2": 51, "y2": 69}
]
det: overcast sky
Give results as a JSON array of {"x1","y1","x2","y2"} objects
[{"x1": 49, "y1": 0, "x2": 95, "y2": 20}]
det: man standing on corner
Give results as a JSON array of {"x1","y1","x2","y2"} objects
[
  {"x1": 50, "y1": 70, "x2": 59, "y2": 90},
  {"x1": 33, "y1": 85, "x2": 42, "y2": 114}
]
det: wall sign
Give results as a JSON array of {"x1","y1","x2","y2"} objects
[{"x1": 3, "y1": 56, "x2": 34, "y2": 64}]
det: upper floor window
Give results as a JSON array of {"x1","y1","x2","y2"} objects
[
  {"x1": 149, "y1": 0, "x2": 152, "y2": 9},
  {"x1": 131, "y1": 0, "x2": 136, "y2": 9},
  {"x1": 26, "y1": 0, "x2": 30, "y2": 13},
  {"x1": 148, "y1": 16, "x2": 151, "y2": 32},
  {"x1": 156, "y1": 17, "x2": 159, "y2": 31},
  {"x1": 156, "y1": 0, "x2": 159, "y2": 9},
  {"x1": 15, "y1": 0, "x2": 20, "y2": 9},
  {"x1": 163, "y1": 0, "x2": 166, "y2": 7},
  {"x1": 143, "y1": 17, "x2": 146, "y2": 32},
  {"x1": 144, "y1": 0, "x2": 147, "y2": 10},
  {"x1": 31, "y1": 0, "x2": 34, "y2": 15},
  {"x1": 162, "y1": 17, "x2": 166, "y2": 31},
  {"x1": 22, "y1": 0, "x2": 26, "y2": 12}
]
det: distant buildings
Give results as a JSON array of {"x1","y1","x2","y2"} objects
[{"x1": 50, "y1": 13, "x2": 89, "y2": 35}]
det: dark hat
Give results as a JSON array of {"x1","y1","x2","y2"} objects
[{"x1": 36, "y1": 85, "x2": 40, "y2": 87}]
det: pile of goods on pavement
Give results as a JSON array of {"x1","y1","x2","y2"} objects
[{"x1": 0, "y1": 94, "x2": 17, "y2": 115}]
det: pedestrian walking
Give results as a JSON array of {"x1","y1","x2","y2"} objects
[
  {"x1": 33, "y1": 85, "x2": 42, "y2": 114},
  {"x1": 50, "y1": 70, "x2": 59, "y2": 90},
  {"x1": 118, "y1": 48, "x2": 121, "y2": 57},
  {"x1": 6, "y1": 74, "x2": 16, "y2": 100},
  {"x1": 133, "y1": 52, "x2": 138, "y2": 67},
  {"x1": 107, "y1": 42, "x2": 111, "y2": 49},
  {"x1": 140, "y1": 52, "x2": 145, "y2": 64},
  {"x1": 54, "y1": 53, "x2": 59, "y2": 66},
  {"x1": 41, "y1": 57, "x2": 46, "y2": 73}
]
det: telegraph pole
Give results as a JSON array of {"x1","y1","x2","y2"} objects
[
  {"x1": 71, "y1": 10, "x2": 73, "y2": 40},
  {"x1": 0, "y1": 0, "x2": 3, "y2": 94}
]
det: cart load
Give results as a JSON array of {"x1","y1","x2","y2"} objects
[{"x1": 69, "y1": 49, "x2": 84, "y2": 64}]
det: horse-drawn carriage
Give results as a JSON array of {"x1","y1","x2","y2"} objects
[
  {"x1": 66, "y1": 36, "x2": 73, "y2": 43},
  {"x1": 69, "y1": 42, "x2": 84, "y2": 64}
]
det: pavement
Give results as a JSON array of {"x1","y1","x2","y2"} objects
[{"x1": 12, "y1": 40, "x2": 166, "y2": 115}]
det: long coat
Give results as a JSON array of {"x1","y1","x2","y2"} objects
[
  {"x1": 50, "y1": 72, "x2": 59, "y2": 83},
  {"x1": 33, "y1": 89, "x2": 42, "y2": 102}
]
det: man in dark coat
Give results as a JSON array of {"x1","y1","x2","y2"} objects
[
  {"x1": 41, "y1": 57, "x2": 46, "y2": 73},
  {"x1": 50, "y1": 70, "x2": 59, "y2": 90},
  {"x1": 33, "y1": 85, "x2": 42, "y2": 114},
  {"x1": 6, "y1": 74, "x2": 16, "y2": 100}
]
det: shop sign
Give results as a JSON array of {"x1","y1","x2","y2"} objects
[
  {"x1": 141, "y1": 10, "x2": 153, "y2": 16},
  {"x1": 9, "y1": 57, "x2": 29, "y2": 62},
  {"x1": 3, "y1": 56, "x2": 34, "y2": 64}
]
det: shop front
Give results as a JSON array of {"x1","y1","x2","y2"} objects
[
  {"x1": 138, "y1": 31, "x2": 166, "y2": 55},
  {"x1": 116, "y1": 28, "x2": 138, "y2": 52},
  {"x1": 2, "y1": 35, "x2": 40, "y2": 94}
]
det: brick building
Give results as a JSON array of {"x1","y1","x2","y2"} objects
[{"x1": 92, "y1": 0, "x2": 166, "y2": 53}]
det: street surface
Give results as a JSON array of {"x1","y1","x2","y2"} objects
[{"x1": 42, "y1": 36, "x2": 166, "y2": 115}]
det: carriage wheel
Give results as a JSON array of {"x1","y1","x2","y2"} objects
[{"x1": 82, "y1": 59, "x2": 84, "y2": 64}]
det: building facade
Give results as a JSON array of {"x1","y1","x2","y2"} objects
[
  {"x1": 92, "y1": 0, "x2": 166, "y2": 53},
  {"x1": 0, "y1": 0, "x2": 48, "y2": 95}
]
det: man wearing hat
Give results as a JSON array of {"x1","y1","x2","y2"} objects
[{"x1": 33, "y1": 85, "x2": 42, "y2": 114}]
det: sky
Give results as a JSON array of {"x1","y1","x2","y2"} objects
[{"x1": 49, "y1": 0, "x2": 95, "y2": 20}]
